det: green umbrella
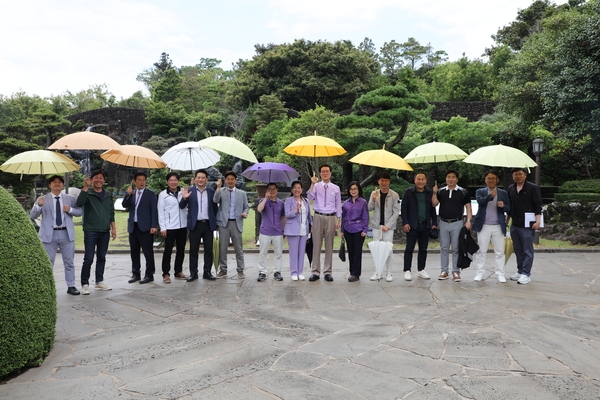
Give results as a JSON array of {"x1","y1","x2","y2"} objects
[
  {"x1": 213, "y1": 232, "x2": 220, "y2": 272},
  {"x1": 462, "y1": 144, "x2": 537, "y2": 168},
  {"x1": 404, "y1": 142, "x2": 468, "y2": 164}
]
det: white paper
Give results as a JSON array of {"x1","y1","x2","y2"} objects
[{"x1": 524, "y1": 212, "x2": 544, "y2": 228}]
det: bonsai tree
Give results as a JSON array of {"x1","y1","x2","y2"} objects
[{"x1": 0, "y1": 186, "x2": 57, "y2": 378}]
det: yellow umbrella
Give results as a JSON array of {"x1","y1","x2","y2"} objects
[
  {"x1": 48, "y1": 131, "x2": 120, "y2": 150},
  {"x1": 0, "y1": 150, "x2": 80, "y2": 176},
  {"x1": 349, "y1": 145, "x2": 413, "y2": 171},
  {"x1": 404, "y1": 142, "x2": 468, "y2": 164},
  {"x1": 284, "y1": 131, "x2": 346, "y2": 157},
  {"x1": 197, "y1": 136, "x2": 258, "y2": 163},
  {"x1": 463, "y1": 144, "x2": 537, "y2": 168},
  {"x1": 100, "y1": 145, "x2": 167, "y2": 168}
]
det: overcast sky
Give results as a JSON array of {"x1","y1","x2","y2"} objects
[{"x1": 0, "y1": 0, "x2": 565, "y2": 100}]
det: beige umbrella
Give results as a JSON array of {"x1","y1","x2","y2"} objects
[
  {"x1": 349, "y1": 145, "x2": 413, "y2": 171},
  {"x1": 284, "y1": 131, "x2": 346, "y2": 157},
  {"x1": 48, "y1": 131, "x2": 120, "y2": 150},
  {"x1": 463, "y1": 144, "x2": 537, "y2": 168},
  {"x1": 197, "y1": 136, "x2": 258, "y2": 164},
  {"x1": 404, "y1": 142, "x2": 468, "y2": 164},
  {"x1": 100, "y1": 145, "x2": 166, "y2": 169},
  {"x1": 0, "y1": 150, "x2": 80, "y2": 176}
]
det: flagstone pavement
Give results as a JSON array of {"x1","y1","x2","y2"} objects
[{"x1": 2, "y1": 249, "x2": 600, "y2": 399}]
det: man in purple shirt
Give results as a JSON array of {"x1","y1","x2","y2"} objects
[
  {"x1": 256, "y1": 183, "x2": 286, "y2": 281},
  {"x1": 307, "y1": 164, "x2": 341, "y2": 282}
]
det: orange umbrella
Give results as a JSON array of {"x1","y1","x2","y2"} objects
[
  {"x1": 100, "y1": 145, "x2": 166, "y2": 168},
  {"x1": 48, "y1": 131, "x2": 120, "y2": 150}
]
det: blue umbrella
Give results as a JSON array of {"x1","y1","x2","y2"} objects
[{"x1": 242, "y1": 162, "x2": 300, "y2": 183}]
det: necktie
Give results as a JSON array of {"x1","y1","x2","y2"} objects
[
  {"x1": 55, "y1": 196, "x2": 62, "y2": 226},
  {"x1": 136, "y1": 190, "x2": 142, "y2": 206}
]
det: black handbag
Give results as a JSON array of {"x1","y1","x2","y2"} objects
[{"x1": 339, "y1": 237, "x2": 347, "y2": 262}]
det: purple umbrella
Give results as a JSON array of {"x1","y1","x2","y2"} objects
[{"x1": 242, "y1": 162, "x2": 300, "y2": 183}]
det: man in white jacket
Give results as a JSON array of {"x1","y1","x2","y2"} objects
[{"x1": 158, "y1": 172, "x2": 188, "y2": 283}]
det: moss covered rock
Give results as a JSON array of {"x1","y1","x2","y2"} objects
[{"x1": 0, "y1": 186, "x2": 56, "y2": 378}]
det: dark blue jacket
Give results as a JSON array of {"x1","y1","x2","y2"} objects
[
  {"x1": 401, "y1": 186, "x2": 437, "y2": 229},
  {"x1": 122, "y1": 189, "x2": 158, "y2": 233},
  {"x1": 179, "y1": 186, "x2": 218, "y2": 232},
  {"x1": 472, "y1": 187, "x2": 510, "y2": 234}
]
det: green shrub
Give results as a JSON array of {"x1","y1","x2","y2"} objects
[
  {"x1": 558, "y1": 179, "x2": 600, "y2": 193},
  {"x1": 0, "y1": 186, "x2": 56, "y2": 379},
  {"x1": 553, "y1": 193, "x2": 600, "y2": 202}
]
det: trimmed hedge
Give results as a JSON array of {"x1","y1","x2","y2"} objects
[
  {"x1": 558, "y1": 179, "x2": 600, "y2": 193},
  {"x1": 0, "y1": 186, "x2": 56, "y2": 379},
  {"x1": 554, "y1": 193, "x2": 600, "y2": 202}
]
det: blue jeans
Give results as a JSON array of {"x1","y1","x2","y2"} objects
[
  {"x1": 510, "y1": 225, "x2": 535, "y2": 276},
  {"x1": 404, "y1": 224, "x2": 430, "y2": 272},
  {"x1": 81, "y1": 231, "x2": 110, "y2": 285}
]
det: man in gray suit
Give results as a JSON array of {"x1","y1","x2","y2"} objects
[
  {"x1": 30, "y1": 175, "x2": 83, "y2": 295},
  {"x1": 368, "y1": 171, "x2": 400, "y2": 282},
  {"x1": 213, "y1": 170, "x2": 249, "y2": 279}
]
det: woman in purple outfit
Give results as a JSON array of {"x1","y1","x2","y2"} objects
[
  {"x1": 284, "y1": 181, "x2": 312, "y2": 281},
  {"x1": 341, "y1": 181, "x2": 369, "y2": 282}
]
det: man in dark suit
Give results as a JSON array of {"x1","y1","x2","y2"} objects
[
  {"x1": 214, "y1": 170, "x2": 249, "y2": 279},
  {"x1": 122, "y1": 172, "x2": 158, "y2": 284},
  {"x1": 179, "y1": 169, "x2": 218, "y2": 281},
  {"x1": 30, "y1": 175, "x2": 83, "y2": 295}
]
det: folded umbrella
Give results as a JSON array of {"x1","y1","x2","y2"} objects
[
  {"x1": 504, "y1": 233, "x2": 514, "y2": 265},
  {"x1": 368, "y1": 240, "x2": 393, "y2": 280}
]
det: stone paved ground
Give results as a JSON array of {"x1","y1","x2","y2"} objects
[{"x1": 2, "y1": 249, "x2": 600, "y2": 399}]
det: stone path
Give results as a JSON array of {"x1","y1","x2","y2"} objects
[{"x1": 2, "y1": 250, "x2": 600, "y2": 399}]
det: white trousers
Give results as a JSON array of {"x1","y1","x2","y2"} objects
[
  {"x1": 475, "y1": 224, "x2": 505, "y2": 276},
  {"x1": 371, "y1": 228, "x2": 394, "y2": 275},
  {"x1": 258, "y1": 234, "x2": 283, "y2": 274}
]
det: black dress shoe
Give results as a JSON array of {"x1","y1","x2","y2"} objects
[
  {"x1": 309, "y1": 274, "x2": 320, "y2": 282},
  {"x1": 139, "y1": 276, "x2": 154, "y2": 284},
  {"x1": 203, "y1": 273, "x2": 216, "y2": 281},
  {"x1": 348, "y1": 275, "x2": 359, "y2": 282},
  {"x1": 324, "y1": 274, "x2": 334, "y2": 282},
  {"x1": 67, "y1": 287, "x2": 80, "y2": 295},
  {"x1": 128, "y1": 275, "x2": 141, "y2": 283},
  {"x1": 186, "y1": 274, "x2": 199, "y2": 282}
]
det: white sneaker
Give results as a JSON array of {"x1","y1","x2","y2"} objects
[
  {"x1": 510, "y1": 273, "x2": 522, "y2": 281},
  {"x1": 474, "y1": 274, "x2": 483, "y2": 282},
  {"x1": 291, "y1": 275, "x2": 299, "y2": 281},
  {"x1": 517, "y1": 275, "x2": 531, "y2": 285},
  {"x1": 404, "y1": 271, "x2": 412, "y2": 281},
  {"x1": 498, "y1": 275, "x2": 507, "y2": 283},
  {"x1": 95, "y1": 282, "x2": 112, "y2": 291},
  {"x1": 298, "y1": 274, "x2": 306, "y2": 281},
  {"x1": 370, "y1": 273, "x2": 379, "y2": 281},
  {"x1": 385, "y1": 274, "x2": 393, "y2": 282},
  {"x1": 417, "y1": 270, "x2": 430, "y2": 279},
  {"x1": 81, "y1": 284, "x2": 90, "y2": 295}
]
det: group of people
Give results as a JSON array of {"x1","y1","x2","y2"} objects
[{"x1": 31, "y1": 163, "x2": 542, "y2": 296}]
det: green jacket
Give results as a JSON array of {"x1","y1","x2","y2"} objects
[{"x1": 76, "y1": 189, "x2": 115, "y2": 232}]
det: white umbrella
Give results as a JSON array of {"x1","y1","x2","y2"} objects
[
  {"x1": 162, "y1": 142, "x2": 221, "y2": 171},
  {"x1": 368, "y1": 240, "x2": 393, "y2": 280}
]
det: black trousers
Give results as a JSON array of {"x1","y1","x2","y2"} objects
[
  {"x1": 344, "y1": 230, "x2": 365, "y2": 277},
  {"x1": 404, "y1": 224, "x2": 429, "y2": 271},
  {"x1": 188, "y1": 220, "x2": 213, "y2": 276},
  {"x1": 129, "y1": 223, "x2": 156, "y2": 278},
  {"x1": 161, "y1": 228, "x2": 187, "y2": 276}
]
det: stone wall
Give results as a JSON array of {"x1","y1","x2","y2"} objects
[{"x1": 430, "y1": 101, "x2": 497, "y2": 122}]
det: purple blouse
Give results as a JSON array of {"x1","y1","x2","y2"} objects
[{"x1": 341, "y1": 197, "x2": 369, "y2": 234}]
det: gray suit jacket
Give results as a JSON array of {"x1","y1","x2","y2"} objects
[
  {"x1": 368, "y1": 189, "x2": 400, "y2": 231},
  {"x1": 30, "y1": 192, "x2": 83, "y2": 243},
  {"x1": 213, "y1": 187, "x2": 249, "y2": 232}
]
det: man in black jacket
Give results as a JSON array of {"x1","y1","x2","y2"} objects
[{"x1": 507, "y1": 168, "x2": 542, "y2": 285}]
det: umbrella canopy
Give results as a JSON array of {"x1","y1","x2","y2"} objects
[
  {"x1": 197, "y1": 136, "x2": 258, "y2": 163},
  {"x1": 404, "y1": 142, "x2": 468, "y2": 164},
  {"x1": 100, "y1": 145, "x2": 167, "y2": 169},
  {"x1": 162, "y1": 142, "x2": 220, "y2": 171},
  {"x1": 242, "y1": 162, "x2": 300, "y2": 183},
  {"x1": 284, "y1": 132, "x2": 346, "y2": 157},
  {"x1": 368, "y1": 240, "x2": 393, "y2": 280},
  {"x1": 48, "y1": 131, "x2": 120, "y2": 150},
  {"x1": 349, "y1": 145, "x2": 413, "y2": 171},
  {"x1": 462, "y1": 144, "x2": 537, "y2": 168},
  {"x1": 0, "y1": 150, "x2": 80, "y2": 175}
]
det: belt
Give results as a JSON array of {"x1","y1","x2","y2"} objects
[
  {"x1": 315, "y1": 211, "x2": 336, "y2": 216},
  {"x1": 440, "y1": 217, "x2": 462, "y2": 223},
  {"x1": 53, "y1": 227, "x2": 67, "y2": 230},
  {"x1": 197, "y1": 219, "x2": 208, "y2": 223},
  {"x1": 418, "y1": 220, "x2": 427, "y2": 224},
  {"x1": 228, "y1": 219, "x2": 236, "y2": 221}
]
